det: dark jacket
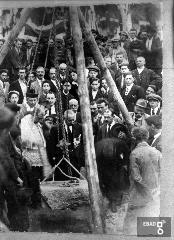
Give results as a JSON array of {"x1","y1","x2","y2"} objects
[
  {"x1": 132, "y1": 68, "x2": 162, "y2": 91},
  {"x1": 89, "y1": 88, "x2": 104, "y2": 102},
  {"x1": 9, "y1": 80, "x2": 26, "y2": 104},
  {"x1": 121, "y1": 84, "x2": 145, "y2": 112}
]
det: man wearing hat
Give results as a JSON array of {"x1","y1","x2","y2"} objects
[
  {"x1": 146, "y1": 93, "x2": 162, "y2": 116},
  {"x1": 8, "y1": 90, "x2": 20, "y2": 105},
  {"x1": 87, "y1": 65, "x2": 100, "y2": 79},
  {"x1": 145, "y1": 26, "x2": 162, "y2": 75},
  {"x1": 132, "y1": 98, "x2": 150, "y2": 127},
  {"x1": 145, "y1": 115, "x2": 162, "y2": 152}
]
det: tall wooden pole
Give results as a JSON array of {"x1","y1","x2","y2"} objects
[
  {"x1": 78, "y1": 8, "x2": 134, "y2": 128},
  {"x1": 0, "y1": 8, "x2": 32, "y2": 65},
  {"x1": 69, "y1": 6, "x2": 104, "y2": 234}
]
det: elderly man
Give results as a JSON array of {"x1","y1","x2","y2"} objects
[
  {"x1": 124, "y1": 126, "x2": 161, "y2": 235},
  {"x1": 59, "y1": 63, "x2": 68, "y2": 84},
  {"x1": 49, "y1": 109, "x2": 84, "y2": 180},
  {"x1": 132, "y1": 56, "x2": 162, "y2": 91}
]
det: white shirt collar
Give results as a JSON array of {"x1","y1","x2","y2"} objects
[
  {"x1": 137, "y1": 66, "x2": 145, "y2": 74},
  {"x1": 126, "y1": 83, "x2": 134, "y2": 90},
  {"x1": 151, "y1": 106, "x2": 160, "y2": 115},
  {"x1": 151, "y1": 131, "x2": 161, "y2": 145}
]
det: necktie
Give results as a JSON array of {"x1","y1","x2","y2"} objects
[
  {"x1": 152, "y1": 109, "x2": 155, "y2": 115},
  {"x1": 125, "y1": 87, "x2": 129, "y2": 95}
]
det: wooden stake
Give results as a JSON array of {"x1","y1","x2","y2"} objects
[
  {"x1": 0, "y1": 8, "x2": 32, "y2": 65},
  {"x1": 69, "y1": 6, "x2": 104, "y2": 234},
  {"x1": 78, "y1": 8, "x2": 134, "y2": 128}
]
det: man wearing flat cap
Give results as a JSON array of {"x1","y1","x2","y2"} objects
[
  {"x1": 145, "y1": 115, "x2": 162, "y2": 152},
  {"x1": 132, "y1": 98, "x2": 150, "y2": 127},
  {"x1": 146, "y1": 93, "x2": 162, "y2": 116},
  {"x1": 87, "y1": 65, "x2": 101, "y2": 85}
]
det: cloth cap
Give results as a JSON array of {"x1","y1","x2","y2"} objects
[
  {"x1": 0, "y1": 69, "x2": 8, "y2": 75},
  {"x1": 119, "y1": 31, "x2": 128, "y2": 37},
  {"x1": 87, "y1": 65, "x2": 100, "y2": 73},
  {"x1": 135, "y1": 99, "x2": 148, "y2": 109},
  {"x1": 147, "y1": 93, "x2": 162, "y2": 102}
]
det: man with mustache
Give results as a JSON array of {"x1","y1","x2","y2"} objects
[{"x1": 30, "y1": 66, "x2": 46, "y2": 95}]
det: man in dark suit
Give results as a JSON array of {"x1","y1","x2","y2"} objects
[
  {"x1": 61, "y1": 82, "x2": 75, "y2": 112},
  {"x1": 132, "y1": 56, "x2": 162, "y2": 91},
  {"x1": 145, "y1": 115, "x2": 162, "y2": 152},
  {"x1": 9, "y1": 68, "x2": 27, "y2": 104},
  {"x1": 121, "y1": 72, "x2": 145, "y2": 112},
  {"x1": 97, "y1": 109, "x2": 121, "y2": 142},
  {"x1": 7, "y1": 39, "x2": 27, "y2": 79},
  {"x1": 115, "y1": 61, "x2": 130, "y2": 93},
  {"x1": 49, "y1": 110, "x2": 84, "y2": 180},
  {"x1": 89, "y1": 78, "x2": 104, "y2": 102},
  {"x1": 23, "y1": 39, "x2": 35, "y2": 70},
  {"x1": 145, "y1": 26, "x2": 162, "y2": 75}
]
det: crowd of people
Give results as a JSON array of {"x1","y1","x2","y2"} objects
[{"x1": 0, "y1": 24, "x2": 162, "y2": 232}]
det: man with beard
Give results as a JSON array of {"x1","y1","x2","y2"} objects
[
  {"x1": 30, "y1": 66, "x2": 46, "y2": 95},
  {"x1": 9, "y1": 67, "x2": 27, "y2": 104}
]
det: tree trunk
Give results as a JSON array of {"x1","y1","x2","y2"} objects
[
  {"x1": 0, "y1": 8, "x2": 32, "y2": 65},
  {"x1": 78, "y1": 8, "x2": 134, "y2": 128},
  {"x1": 69, "y1": 6, "x2": 105, "y2": 234}
]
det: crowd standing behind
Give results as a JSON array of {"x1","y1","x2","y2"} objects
[{"x1": 0, "y1": 25, "x2": 162, "y2": 231}]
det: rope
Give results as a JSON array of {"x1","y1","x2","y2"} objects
[
  {"x1": 30, "y1": 8, "x2": 47, "y2": 75},
  {"x1": 41, "y1": 155, "x2": 85, "y2": 183},
  {"x1": 44, "y1": 7, "x2": 56, "y2": 69}
]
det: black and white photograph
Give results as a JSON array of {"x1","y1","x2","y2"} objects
[{"x1": 0, "y1": 0, "x2": 172, "y2": 239}]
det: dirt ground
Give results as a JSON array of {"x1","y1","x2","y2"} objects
[{"x1": 27, "y1": 180, "x2": 129, "y2": 234}]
